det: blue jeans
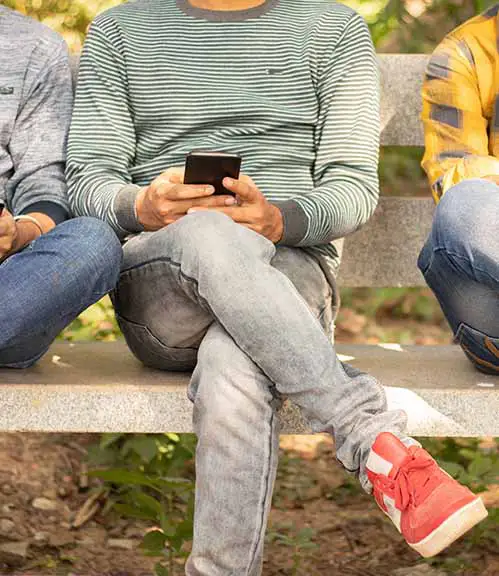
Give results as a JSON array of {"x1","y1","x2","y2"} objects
[
  {"x1": 0, "y1": 217, "x2": 122, "y2": 368},
  {"x1": 418, "y1": 179, "x2": 499, "y2": 374}
]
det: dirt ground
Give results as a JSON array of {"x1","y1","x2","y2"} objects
[{"x1": 0, "y1": 433, "x2": 497, "y2": 576}]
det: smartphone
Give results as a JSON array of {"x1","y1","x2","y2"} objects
[
  {"x1": 184, "y1": 151, "x2": 242, "y2": 196},
  {"x1": 0, "y1": 201, "x2": 4, "y2": 216}
]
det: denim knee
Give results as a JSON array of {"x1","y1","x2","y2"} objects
[
  {"x1": 57, "y1": 217, "x2": 122, "y2": 294},
  {"x1": 432, "y1": 180, "x2": 495, "y2": 257}
]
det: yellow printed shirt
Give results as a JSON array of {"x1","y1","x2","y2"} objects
[{"x1": 422, "y1": 3, "x2": 499, "y2": 202}]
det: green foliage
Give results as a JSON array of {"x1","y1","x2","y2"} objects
[
  {"x1": 420, "y1": 438, "x2": 499, "y2": 492},
  {"x1": 340, "y1": 287, "x2": 445, "y2": 323},
  {"x1": 266, "y1": 524, "x2": 318, "y2": 575},
  {"x1": 2, "y1": 0, "x2": 123, "y2": 50},
  {"x1": 60, "y1": 296, "x2": 121, "y2": 342},
  {"x1": 88, "y1": 433, "x2": 197, "y2": 576}
]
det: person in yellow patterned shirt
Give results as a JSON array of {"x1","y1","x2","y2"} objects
[{"x1": 420, "y1": 3, "x2": 499, "y2": 374}]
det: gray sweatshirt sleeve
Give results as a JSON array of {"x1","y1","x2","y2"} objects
[{"x1": 7, "y1": 36, "x2": 73, "y2": 222}]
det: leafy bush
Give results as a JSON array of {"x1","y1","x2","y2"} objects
[{"x1": 88, "y1": 433, "x2": 197, "y2": 576}]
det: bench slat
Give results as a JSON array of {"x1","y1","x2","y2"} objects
[
  {"x1": 340, "y1": 197, "x2": 433, "y2": 287},
  {"x1": 1, "y1": 342, "x2": 496, "y2": 437}
]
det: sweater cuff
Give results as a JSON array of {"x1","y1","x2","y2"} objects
[
  {"x1": 114, "y1": 184, "x2": 145, "y2": 234},
  {"x1": 273, "y1": 199, "x2": 309, "y2": 246},
  {"x1": 20, "y1": 201, "x2": 68, "y2": 225}
]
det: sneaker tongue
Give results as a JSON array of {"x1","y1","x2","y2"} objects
[
  {"x1": 386, "y1": 443, "x2": 412, "y2": 478},
  {"x1": 370, "y1": 433, "x2": 411, "y2": 479}
]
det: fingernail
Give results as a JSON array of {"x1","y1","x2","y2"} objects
[
  {"x1": 225, "y1": 178, "x2": 234, "y2": 186},
  {"x1": 205, "y1": 186, "x2": 214, "y2": 194},
  {"x1": 188, "y1": 209, "x2": 197, "y2": 214},
  {"x1": 225, "y1": 197, "x2": 236, "y2": 206}
]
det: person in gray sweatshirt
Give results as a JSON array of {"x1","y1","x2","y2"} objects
[{"x1": 0, "y1": 6, "x2": 121, "y2": 368}]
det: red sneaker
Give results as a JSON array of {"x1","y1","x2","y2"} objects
[{"x1": 366, "y1": 433, "x2": 488, "y2": 557}]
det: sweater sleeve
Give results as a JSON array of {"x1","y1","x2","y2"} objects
[
  {"x1": 66, "y1": 16, "x2": 143, "y2": 239},
  {"x1": 8, "y1": 37, "x2": 72, "y2": 222},
  {"x1": 276, "y1": 12, "x2": 380, "y2": 246}
]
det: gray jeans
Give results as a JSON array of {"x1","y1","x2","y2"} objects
[{"x1": 113, "y1": 212, "x2": 407, "y2": 576}]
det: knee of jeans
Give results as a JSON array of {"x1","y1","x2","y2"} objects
[
  {"x1": 433, "y1": 180, "x2": 493, "y2": 257},
  {"x1": 171, "y1": 211, "x2": 275, "y2": 264},
  {"x1": 173, "y1": 211, "x2": 234, "y2": 243},
  {"x1": 60, "y1": 217, "x2": 122, "y2": 289}
]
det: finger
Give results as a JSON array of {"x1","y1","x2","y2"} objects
[
  {"x1": 156, "y1": 182, "x2": 215, "y2": 200},
  {"x1": 169, "y1": 195, "x2": 237, "y2": 215},
  {"x1": 0, "y1": 221, "x2": 10, "y2": 236},
  {"x1": 223, "y1": 177, "x2": 260, "y2": 203},
  {"x1": 167, "y1": 168, "x2": 186, "y2": 185},
  {"x1": 192, "y1": 195, "x2": 237, "y2": 208},
  {"x1": 160, "y1": 166, "x2": 185, "y2": 183},
  {"x1": 186, "y1": 206, "x2": 251, "y2": 223},
  {"x1": 239, "y1": 174, "x2": 256, "y2": 186}
]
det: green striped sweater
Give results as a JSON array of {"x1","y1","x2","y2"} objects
[{"x1": 67, "y1": 0, "x2": 380, "y2": 275}]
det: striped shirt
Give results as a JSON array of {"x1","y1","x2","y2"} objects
[
  {"x1": 67, "y1": 0, "x2": 380, "y2": 275},
  {"x1": 422, "y1": 4, "x2": 499, "y2": 201}
]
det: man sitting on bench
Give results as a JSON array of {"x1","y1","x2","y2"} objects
[
  {"x1": 0, "y1": 6, "x2": 122, "y2": 368},
  {"x1": 421, "y1": 4, "x2": 499, "y2": 374},
  {"x1": 67, "y1": 0, "x2": 487, "y2": 572}
]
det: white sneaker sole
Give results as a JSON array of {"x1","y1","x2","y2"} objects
[{"x1": 410, "y1": 497, "x2": 488, "y2": 558}]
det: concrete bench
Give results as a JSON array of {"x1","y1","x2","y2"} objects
[{"x1": 1, "y1": 54, "x2": 497, "y2": 437}]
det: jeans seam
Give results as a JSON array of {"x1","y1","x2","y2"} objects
[
  {"x1": 247, "y1": 410, "x2": 275, "y2": 575},
  {"x1": 115, "y1": 312, "x2": 200, "y2": 353}
]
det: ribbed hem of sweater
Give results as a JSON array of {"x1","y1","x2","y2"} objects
[
  {"x1": 114, "y1": 184, "x2": 145, "y2": 234},
  {"x1": 274, "y1": 199, "x2": 308, "y2": 246}
]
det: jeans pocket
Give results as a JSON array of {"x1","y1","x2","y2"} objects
[
  {"x1": 455, "y1": 323, "x2": 499, "y2": 375},
  {"x1": 116, "y1": 314, "x2": 197, "y2": 372}
]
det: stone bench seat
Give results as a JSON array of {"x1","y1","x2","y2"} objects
[
  {"x1": 1, "y1": 53, "x2": 497, "y2": 438},
  {"x1": 1, "y1": 341, "x2": 497, "y2": 437}
]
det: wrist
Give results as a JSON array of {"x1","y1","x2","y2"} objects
[
  {"x1": 135, "y1": 187, "x2": 146, "y2": 225},
  {"x1": 270, "y1": 204, "x2": 284, "y2": 244},
  {"x1": 12, "y1": 219, "x2": 40, "y2": 251}
]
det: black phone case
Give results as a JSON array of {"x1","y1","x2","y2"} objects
[{"x1": 184, "y1": 153, "x2": 241, "y2": 195}]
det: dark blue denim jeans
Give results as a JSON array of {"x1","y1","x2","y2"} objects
[
  {"x1": 418, "y1": 179, "x2": 499, "y2": 374},
  {"x1": 0, "y1": 217, "x2": 122, "y2": 368}
]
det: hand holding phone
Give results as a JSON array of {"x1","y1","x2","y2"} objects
[
  {"x1": 184, "y1": 152, "x2": 242, "y2": 196},
  {"x1": 134, "y1": 164, "x2": 236, "y2": 231}
]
